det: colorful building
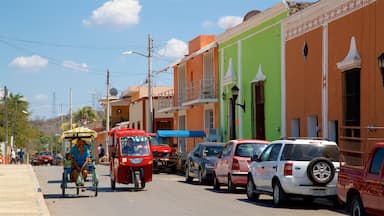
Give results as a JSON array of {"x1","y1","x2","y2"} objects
[
  {"x1": 158, "y1": 35, "x2": 219, "y2": 155},
  {"x1": 217, "y1": 3, "x2": 302, "y2": 141},
  {"x1": 283, "y1": 0, "x2": 383, "y2": 165}
]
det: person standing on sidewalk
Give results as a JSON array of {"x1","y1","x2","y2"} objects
[
  {"x1": 10, "y1": 149, "x2": 16, "y2": 164},
  {"x1": 18, "y1": 148, "x2": 25, "y2": 164}
]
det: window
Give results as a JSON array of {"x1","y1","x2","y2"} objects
[
  {"x1": 260, "y1": 145, "x2": 273, "y2": 161},
  {"x1": 205, "y1": 109, "x2": 214, "y2": 129},
  {"x1": 369, "y1": 148, "x2": 384, "y2": 174},
  {"x1": 269, "y1": 144, "x2": 282, "y2": 161},
  {"x1": 291, "y1": 118, "x2": 300, "y2": 137},
  {"x1": 343, "y1": 68, "x2": 360, "y2": 137}
]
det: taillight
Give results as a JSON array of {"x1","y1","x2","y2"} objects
[
  {"x1": 284, "y1": 162, "x2": 293, "y2": 176},
  {"x1": 232, "y1": 158, "x2": 240, "y2": 171}
]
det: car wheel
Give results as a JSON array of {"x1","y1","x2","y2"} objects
[
  {"x1": 197, "y1": 169, "x2": 203, "y2": 184},
  {"x1": 307, "y1": 157, "x2": 335, "y2": 186},
  {"x1": 213, "y1": 174, "x2": 220, "y2": 190},
  {"x1": 350, "y1": 194, "x2": 366, "y2": 216},
  {"x1": 273, "y1": 181, "x2": 287, "y2": 207},
  {"x1": 227, "y1": 175, "x2": 235, "y2": 193},
  {"x1": 246, "y1": 177, "x2": 259, "y2": 201},
  {"x1": 185, "y1": 166, "x2": 193, "y2": 183}
]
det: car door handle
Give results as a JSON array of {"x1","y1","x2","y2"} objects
[
  {"x1": 272, "y1": 166, "x2": 277, "y2": 169},
  {"x1": 261, "y1": 166, "x2": 265, "y2": 169}
]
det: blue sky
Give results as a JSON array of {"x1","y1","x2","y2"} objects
[{"x1": 1, "y1": 0, "x2": 293, "y2": 119}]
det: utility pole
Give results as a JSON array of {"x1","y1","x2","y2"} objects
[
  {"x1": 3, "y1": 86, "x2": 8, "y2": 157},
  {"x1": 148, "y1": 33, "x2": 153, "y2": 133},
  {"x1": 105, "y1": 69, "x2": 110, "y2": 161},
  {"x1": 69, "y1": 88, "x2": 73, "y2": 129}
]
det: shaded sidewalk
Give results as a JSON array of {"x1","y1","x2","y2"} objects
[{"x1": 0, "y1": 165, "x2": 50, "y2": 216}]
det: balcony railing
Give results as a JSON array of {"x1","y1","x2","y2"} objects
[
  {"x1": 339, "y1": 125, "x2": 384, "y2": 167},
  {"x1": 157, "y1": 89, "x2": 188, "y2": 112},
  {"x1": 182, "y1": 79, "x2": 218, "y2": 106}
]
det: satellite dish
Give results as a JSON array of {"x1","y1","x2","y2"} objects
[{"x1": 110, "y1": 88, "x2": 118, "y2": 96}]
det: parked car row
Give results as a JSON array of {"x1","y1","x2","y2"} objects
[{"x1": 185, "y1": 138, "x2": 344, "y2": 211}]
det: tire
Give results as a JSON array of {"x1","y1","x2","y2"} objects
[
  {"x1": 246, "y1": 177, "x2": 259, "y2": 201},
  {"x1": 213, "y1": 174, "x2": 220, "y2": 190},
  {"x1": 227, "y1": 175, "x2": 235, "y2": 193},
  {"x1": 185, "y1": 166, "x2": 193, "y2": 183},
  {"x1": 307, "y1": 157, "x2": 335, "y2": 186},
  {"x1": 273, "y1": 181, "x2": 287, "y2": 207},
  {"x1": 110, "y1": 173, "x2": 116, "y2": 190},
  {"x1": 197, "y1": 169, "x2": 204, "y2": 184},
  {"x1": 134, "y1": 172, "x2": 140, "y2": 190},
  {"x1": 350, "y1": 195, "x2": 366, "y2": 216}
]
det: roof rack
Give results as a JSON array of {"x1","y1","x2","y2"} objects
[{"x1": 279, "y1": 137, "x2": 330, "y2": 141}]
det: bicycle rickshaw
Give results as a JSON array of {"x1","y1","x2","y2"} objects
[
  {"x1": 108, "y1": 127, "x2": 153, "y2": 190},
  {"x1": 60, "y1": 127, "x2": 98, "y2": 197}
]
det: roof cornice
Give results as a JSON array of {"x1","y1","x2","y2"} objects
[
  {"x1": 283, "y1": 0, "x2": 376, "y2": 41},
  {"x1": 217, "y1": 2, "x2": 287, "y2": 43}
]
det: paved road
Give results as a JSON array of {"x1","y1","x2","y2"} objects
[{"x1": 34, "y1": 165, "x2": 347, "y2": 216}]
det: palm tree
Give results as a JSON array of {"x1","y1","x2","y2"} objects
[{"x1": 73, "y1": 106, "x2": 98, "y2": 127}]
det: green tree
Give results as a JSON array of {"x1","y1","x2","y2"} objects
[{"x1": 73, "y1": 106, "x2": 98, "y2": 127}]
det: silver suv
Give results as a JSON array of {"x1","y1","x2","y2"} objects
[{"x1": 247, "y1": 138, "x2": 340, "y2": 207}]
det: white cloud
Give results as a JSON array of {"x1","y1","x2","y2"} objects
[
  {"x1": 202, "y1": 20, "x2": 215, "y2": 29},
  {"x1": 9, "y1": 55, "x2": 48, "y2": 70},
  {"x1": 62, "y1": 60, "x2": 89, "y2": 72},
  {"x1": 218, "y1": 16, "x2": 242, "y2": 29},
  {"x1": 34, "y1": 94, "x2": 48, "y2": 101},
  {"x1": 158, "y1": 38, "x2": 188, "y2": 59},
  {"x1": 82, "y1": 0, "x2": 142, "y2": 29}
]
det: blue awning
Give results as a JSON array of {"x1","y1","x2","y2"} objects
[{"x1": 156, "y1": 130, "x2": 206, "y2": 138}]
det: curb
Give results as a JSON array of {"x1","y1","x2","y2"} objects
[{"x1": 28, "y1": 165, "x2": 51, "y2": 216}]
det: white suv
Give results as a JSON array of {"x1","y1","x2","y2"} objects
[{"x1": 247, "y1": 138, "x2": 340, "y2": 207}]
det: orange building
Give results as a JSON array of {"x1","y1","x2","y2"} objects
[
  {"x1": 158, "y1": 35, "x2": 219, "y2": 156},
  {"x1": 283, "y1": 0, "x2": 384, "y2": 165}
]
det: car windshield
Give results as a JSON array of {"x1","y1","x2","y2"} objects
[
  {"x1": 202, "y1": 145, "x2": 224, "y2": 157},
  {"x1": 235, "y1": 143, "x2": 268, "y2": 157},
  {"x1": 120, "y1": 136, "x2": 150, "y2": 156},
  {"x1": 39, "y1": 152, "x2": 52, "y2": 156},
  {"x1": 149, "y1": 136, "x2": 170, "y2": 146},
  {"x1": 281, "y1": 144, "x2": 340, "y2": 161}
]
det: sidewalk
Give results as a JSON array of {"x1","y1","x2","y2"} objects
[{"x1": 0, "y1": 165, "x2": 50, "y2": 216}]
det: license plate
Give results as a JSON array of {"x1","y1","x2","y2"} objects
[
  {"x1": 44, "y1": 160, "x2": 48, "y2": 162},
  {"x1": 312, "y1": 189, "x2": 326, "y2": 196}
]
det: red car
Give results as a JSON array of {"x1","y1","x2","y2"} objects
[
  {"x1": 36, "y1": 151, "x2": 54, "y2": 165},
  {"x1": 213, "y1": 139, "x2": 268, "y2": 192}
]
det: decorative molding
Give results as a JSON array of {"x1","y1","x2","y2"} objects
[
  {"x1": 251, "y1": 64, "x2": 266, "y2": 83},
  {"x1": 223, "y1": 58, "x2": 235, "y2": 86},
  {"x1": 337, "y1": 36, "x2": 361, "y2": 71},
  {"x1": 284, "y1": 0, "x2": 376, "y2": 41}
]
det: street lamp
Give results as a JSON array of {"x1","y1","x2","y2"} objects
[
  {"x1": 122, "y1": 34, "x2": 154, "y2": 132},
  {"x1": 230, "y1": 84, "x2": 246, "y2": 140}
]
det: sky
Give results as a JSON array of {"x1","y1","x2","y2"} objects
[{"x1": 1, "y1": 0, "x2": 297, "y2": 120}]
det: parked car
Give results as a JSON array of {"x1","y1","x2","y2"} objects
[
  {"x1": 337, "y1": 142, "x2": 384, "y2": 216},
  {"x1": 52, "y1": 154, "x2": 63, "y2": 165},
  {"x1": 30, "y1": 153, "x2": 39, "y2": 166},
  {"x1": 247, "y1": 138, "x2": 340, "y2": 207},
  {"x1": 148, "y1": 133, "x2": 177, "y2": 173},
  {"x1": 213, "y1": 139, "x2": 268, "y2": 192},
  {"x1": 185, "y1": 142, "x2": 225, "y2": 184},
  {"x1": 36, "y1": 151, "x2": 54, "y2": 165}
]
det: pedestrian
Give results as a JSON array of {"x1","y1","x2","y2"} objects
[
  {"x1": 97, "y1": 144, "x2": 105, "y2": 162},
  {"x1": 10, "y1": 149, "x2": 16, "y2": 164},
  {"x1": 18, "y1": 148, "x2": 25, "y2": 164}
]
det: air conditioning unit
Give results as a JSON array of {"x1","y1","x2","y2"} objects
[{"x1": 207, "y1": 128, "x2": 220, "y2": 142}]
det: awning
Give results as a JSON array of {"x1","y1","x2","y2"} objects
[
  {"x1": 156, "y1": 130, "x2": 206, "y2": 138},
  {"x1": 61, "y1": 127, "x2": 98, "y2": 140}
]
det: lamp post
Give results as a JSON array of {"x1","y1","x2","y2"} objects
[
  {"x1": 230, "y1": 84, "x2": 246, "y2": 140},
  {"x1": 122, "y1": 34, "x2": 154, "y2": 132}
]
